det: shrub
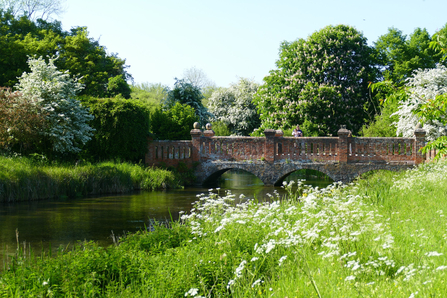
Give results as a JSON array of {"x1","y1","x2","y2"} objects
[
  {"x1": 80, "y1": 96, "x2": 150, "y2": 162},
  {"x1": 151, "y1": 102, "x2": 198, "y2": 140},
  {"x1": 0, "y1": 87, "x2": 47, "y2": 153},
  {"x1": 164, "y1": 78, "x2": 213, "y2": 126}
]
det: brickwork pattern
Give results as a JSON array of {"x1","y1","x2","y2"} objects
[{"x1": 145, "y1": 127, "x2": 428, "y2": 185}]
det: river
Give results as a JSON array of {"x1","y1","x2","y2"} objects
[{"x1": 0, "y1": 170, "x2": 332, "y2": 268}]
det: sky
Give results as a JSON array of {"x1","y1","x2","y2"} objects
[{"x1": 57, "y1": 0, "x2": 447, "y2": 88}]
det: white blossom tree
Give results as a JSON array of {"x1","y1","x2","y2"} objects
[
  {"x1": 15, "y1": 56, "x2": 94, "y2": 153},
  {"x1": 208, "y1": 78, "x2": 259, "y2": 136},
  {"x1": 394, "y1": 65, "x2": 447, "y2": 141}
]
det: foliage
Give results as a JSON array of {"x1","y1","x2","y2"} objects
[
  {"x1": 211, "y1": 120, "x2": 231, "y2": 136},
  {"x1": 415, "y1": 93, "x2": 447, "y2": 159},
  {"x1": 375, "y1": 27, "x2": 443, "y2": 86},
  {"x1": 15, "y1": 56, "x2": 94, "y2": 155},
  {"x1": 130, "y1": 82, "x2": 166, "y2": 112},
  {"x1": 253, "y1": 25, "x2": 380, "y2": 136},
  {"x1": 151, "y1": 102, "x2": 198, "y2": 140},
  {"x1": 360, "y1": 81, "x2": 407, "y2": 137},
  {"x1": 57, "y1": 27, "x2": 131, "y2": 98},
  {"x1": 79, "y1": 96, "x2": 149, "y2": 162},
  {"x1": 107, "y1": 74, "x2": 131, "y2": 99},
  {"x1": 0, "y1": 9, "x2": 64, "y2": 87},
  {"x1": 4, "y1": 161, "x2": 447, "y2": 296},
  {"x1": 0, "y1": 87, "x2": 47, "y2": 152},
  {"x1": 360, "y1": 100, "x2": 399, "y2": 137},
  {"x1": 0, "y1": 11, "x2": 131, "y2": 97},
  {"x1": 430, "y1": 23, "x2": 447, "y2": 61},
  {"x1": 0, "y1": 0, "x2": 65, "y2": 20},
  {"x1": 208, "y1": 78, "x2": 260, "y2": 136},
  {"x1": 0, "y1": 156, "x2": 179, "y2": 202},
  {"x1": 164, "y1": 78, "x2": 213, "y2": 126},
  {"x1": 394, "y1": 65, "x2": 447, "y2": 141}
]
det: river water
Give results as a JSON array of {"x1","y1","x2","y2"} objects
[{"x1": 0, "y1": 170, "x2": 332, "y2": 267}]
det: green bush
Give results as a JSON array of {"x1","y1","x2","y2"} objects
[
  {"x1": 151, "y1": 102, "x2": 198, "y2": 140},
  {"x1": 80, "y1": 96, "x2": 150, "y2": 162},
  {"x1": 212, "y1": 120, "x2": 231, "y2": 136}
]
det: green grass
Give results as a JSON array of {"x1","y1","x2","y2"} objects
[
  {"x1": 0, "y1": 156, "x2": 180, "y2": 202},
  {"x1": 1, "y1": 160, "x2": 447, "y2": 297}
]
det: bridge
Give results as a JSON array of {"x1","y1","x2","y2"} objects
[{"x1": 145, "y1": 124, "x2": 430, "y2": 186}]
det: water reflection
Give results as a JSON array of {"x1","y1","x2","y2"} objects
[{"x1": 0, "y1": 169, "x2": 332, "y2": 268}]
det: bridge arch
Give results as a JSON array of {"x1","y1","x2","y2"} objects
[{"x1": 201, "y1": 167, "x2": 264, "y2": 187}]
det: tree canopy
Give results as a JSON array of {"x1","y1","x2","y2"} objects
[
  {"x1": 253, "y1": 25, "x2": 380, "y2": 136},
  {"x1": 163, "y1": 78, "x2": 213, "y2": 126},
  {"x1": 0, "y1": 9, "x2": 131, "y2": 98},
  {"x1": 375, "y1": 27, "x2": 443, "y2": 86},
  {"x1": 208, "y1": 78, "x2": 259, "y2": 136}
]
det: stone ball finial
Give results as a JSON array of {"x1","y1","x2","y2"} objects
[
  {"x1": 205, "y1": 123, "x2": 212, "y2": 130},
  {"x1": 193, "y1": 122, "x2": 200, "y2": 129},
  {"x1": 415, "y1": 122, "x2": 422, "y2": 129}
]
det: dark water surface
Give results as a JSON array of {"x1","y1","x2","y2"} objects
[{"x1": 0, "y1": 170, "x2": 332, "y2": 267}]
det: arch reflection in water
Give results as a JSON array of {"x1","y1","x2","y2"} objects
[{"x1": 218, "y1": 169, "x2": 333, "y2": 189}]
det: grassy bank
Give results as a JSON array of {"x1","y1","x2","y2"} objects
[
  {"x1": 1, "y1": 161, "x2": 447, "y2": 297},
  {"x1": 0, "y1": 156, "x2": 181, "y2": 202}
]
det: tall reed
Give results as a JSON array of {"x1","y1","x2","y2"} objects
[{"x1": 0, "y1": 156, "x2": 179, "y2": 202}]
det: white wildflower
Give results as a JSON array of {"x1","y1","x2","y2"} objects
[{"x1": 185, "y1": 288, "x2": 199, "y2": 297}]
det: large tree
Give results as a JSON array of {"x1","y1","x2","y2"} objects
[
  {"x1": 375, "y1": 27, "x2": 443, "y2": 86},
  {"x1": 253, "y1": 25, "x2": 380, "y2": 136},
  {"x1": 0, "y1": 10, "x2": 131, "y2": 97}
]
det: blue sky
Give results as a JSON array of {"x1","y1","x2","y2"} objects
[{"x1": 58, "y1": 0, "x2": 447, "y2": 88}]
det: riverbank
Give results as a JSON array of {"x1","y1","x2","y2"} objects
[
  {"x1": 1, "y1": 160, "x2": 447, "y2": 297},
  {"x1": 0, "y1": 156, "x2": 182, "y2": 203}
]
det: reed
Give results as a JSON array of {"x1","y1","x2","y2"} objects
[{"x1": 0, "y1": 156, "x2": 179, "y2": 202}]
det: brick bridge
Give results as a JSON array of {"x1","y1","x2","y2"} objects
[{"x1": 145, "y1": 125, "x2": 431, "y2": 186}]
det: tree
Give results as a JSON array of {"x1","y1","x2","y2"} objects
[
  {"x1": 375, "y1": 27, "x2": 443, "y2": 86},
  {"x1": 0, "y1": 0, "x2": 65, "y2": 20},
  {"x1": 57, "y1": 27, "x2": 131, "y2": 98},
  {"x1": 164, "y1": 78, "x2": 213, "y2": 126},
  {"x1": 15, "y1": 56, "x2": 94, "y2": 154},
  {"x1": 130, "y1": 82, "x2": 167, "y2": 113},
  {"x1": 151, "y1": 102, "x2": 198, "y2": 140},
  {"x1": 253, "y1": 25, "x2": 380, "y2": 136},
  {"x1": 0, "y1": 87, "x2": 47, "y2": 152},
  {"x1": 430, "y1": 23, "x2": 447, "y2": 61},
  {"x1": 208, "y1": 78, "x2": 260, "y2": 136},
  {"x1": 182, "y1": 66, "x2": 215, "y2": 90},
  {"x1": 394, "y1": 65, "x2": 447, "y2": 142},
  {"x1": 0, "y1": 12, "x2": 131, "y2": 97},
  {"x1": 107, "y1": 75, "x2": 131, "y2": 99}
]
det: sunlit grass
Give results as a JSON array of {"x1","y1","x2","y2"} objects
[
  {"x1": 1, "y1": 160, "x2": 447, "y2": 297},
  {"x1": 0, "y1": 156, "x2": 179, "y2": 202}
]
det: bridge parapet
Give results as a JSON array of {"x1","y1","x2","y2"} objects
[
  {"x1": 274, "y1": 137, "x2": 339, "y2": 162},
  {"x1": 145, "y1": 124, "x2": 429, "y2": 182},
  {"x1": 347, "y1": 137, "x2": 415, "y2": 164}
]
